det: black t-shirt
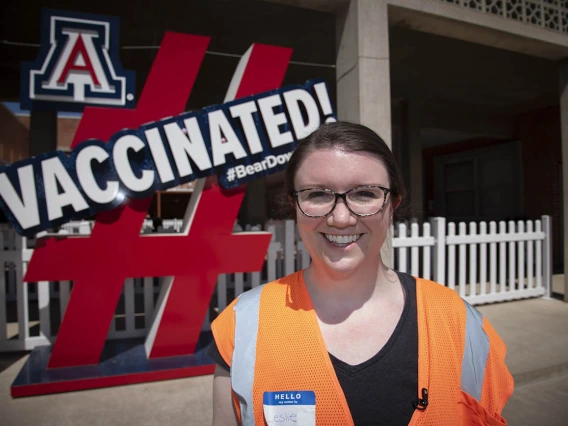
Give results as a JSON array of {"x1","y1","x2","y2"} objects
[{"x1": 207, "y1": 271, "x2": 419, "y2": 426}]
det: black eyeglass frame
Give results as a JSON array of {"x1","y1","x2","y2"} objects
[{"x1": 293, "y1": 185, "x2": 391, "y2": 218}]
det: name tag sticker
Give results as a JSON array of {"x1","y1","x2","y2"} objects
[{"x1": 263, "y1": 391, "x2": 316, "y2": 425}]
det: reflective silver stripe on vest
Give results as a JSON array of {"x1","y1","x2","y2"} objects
[
  {"x1": 461, "y1": 300, "x2": 490, "y2": 401},
  {"x1": 231, "y1": 284, "x2": 264, "y2": 426}
]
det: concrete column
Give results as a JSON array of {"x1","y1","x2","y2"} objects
[
  {"x1": 560, "y1": 61, "x2": 568, "y2": 302},
  {"x1": 399, "y1": 99, "x2": 425, "y2": 218},
  {"x1": 337, "y1": 0, "x2": 391, "y2": 145},
  {"x1": 336, "y1": 0, "x2": 395, "y2": 267},
  {"x1": 29, "y1": 110, "x2": 57, "y2": 156}
]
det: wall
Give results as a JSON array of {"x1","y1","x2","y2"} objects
[
  {"x1": 517, "y1": 106, "x2": 563, "y2": 271},
  {"x1": 2, "y1": 112, "x2": 80, "y2": 160},
  {"x1": 0, "y1": 104, "x2": 28, "y2": 165}
]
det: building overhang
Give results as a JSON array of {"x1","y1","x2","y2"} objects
[{"x1": 261, "y1": 0, "x2": 568, "y2": 60}]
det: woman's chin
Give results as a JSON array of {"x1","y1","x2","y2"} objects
[{"x1": 320, "y1": 256, "x2": 364, "y2": 278}]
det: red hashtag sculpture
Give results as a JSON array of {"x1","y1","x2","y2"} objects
[{"x1": 24, "y1": 32, "x2": 292, "y2": 369}]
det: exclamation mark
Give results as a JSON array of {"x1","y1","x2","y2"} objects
[{"x1": 314, "y1": 82, "x2": 337, "y2": 123}]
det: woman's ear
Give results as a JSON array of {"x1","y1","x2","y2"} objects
[
  {"x1": 288, "y1": 194, "x2": 295, "y2": 208},
  {"x1": 392, "y1": 195, "x2": 402, "y2": 212}
]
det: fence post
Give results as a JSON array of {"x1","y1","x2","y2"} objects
[
  {"x1": 217, "y1": 274, "x2": 228, "y2": 312},
  {"x1": 297, "y1": 241, "x2": 311, "y2": 270},
  {"x1": 79, "y1": 221, "x2": 91, "y2": 234},
  {"x1": 422, "y1": 222, "x2": 431, "y2": 280},
  {"x1": 15, "y1": 235, "x2": 29, "y2": 343},
  {"x1": 59, "y1": 281, "x2": 71, "y2": 320},
  {"x1": 431, "y1": 217, "x2": 446, "y2": 285},
  {"x1": 284, "y1": 220, "x2": 295, "y2": 276},
  {"x1": 410, "y1": 223, "x2": 419, "y2": 276},
  {"x1": 235, "y1": 273, "x2": 244, "y2": 297},
  {"x1": 124, "y1": 278, "x2": 135, "y2": 332},
  {"x1": 144, "y1": 277, "x2": 155, "y2": 329},
  {"x1": 397, "y1": 223, "x2": 407, "y2": 273},
  {"x1": 38, "y1": 280, "x2": 51, "y2": 340},
  {"x1": 542, "y1": 215, "x2": 553, "y2": 298}
]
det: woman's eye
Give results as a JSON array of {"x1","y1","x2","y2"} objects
[
  {"x1": 352, "y1": 190, "x2": 378, "y2": 199},
  {"x1": 307, "y1": 191, "x2": 332, "y2": 200}
]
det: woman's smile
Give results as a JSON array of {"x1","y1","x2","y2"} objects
[{"x1": 322, "y1": 233, "x2": 362, "y2": 247}]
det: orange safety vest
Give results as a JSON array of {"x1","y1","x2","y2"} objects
[{"x1": 212, "y1": 271, "x2": 514, "y2": 426}]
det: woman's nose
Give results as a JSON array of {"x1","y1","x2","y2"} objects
[{"x1": 327, "y1": 199, "x2": 357, "y2": 227}]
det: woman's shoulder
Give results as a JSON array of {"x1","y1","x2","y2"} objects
[
  {"x1": 416, "y1": 277, "x2": 463, "y2": 298},
  {"x1": 240, "y1": 270, "x2": 303, "y2": 296},
  {"x1": 412, "y1": 277, "x2": 472, "y2": 336},
  {"x1": 211, "y1": 271, "x2": 305, "y2": 339},
  {"x1": 393, "y1": 271, "x2": 467, "y2": 316},
  {"x1": 266, "y1": 270, "x2": 304, "y2": 288},
  {"x1": 393, "y1": 271, "x2": 460, "y2": 298},
  {"x1": 218, "y1": 270, "x2": 304, "y2": 313}
]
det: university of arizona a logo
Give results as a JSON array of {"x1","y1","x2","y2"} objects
[{"x1": 20, "y1": 9, "x2": 135, "y2": 111}]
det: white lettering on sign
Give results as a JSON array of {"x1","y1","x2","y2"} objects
[
  {"x1": 145, "y1": 128, "x2": 175, "y2": 184},
  {"x1": 258, "y1": 94, "x2": 293, "y2": 148},
  {"x1": 0, "y1": 165, "x2": 40, "y2": 229},
  {"x1": 209, "y1": 110, "x2": 248, "y2": 166},
  {"x1": 164, "y1": 117, "x2": 212, "y2": 177},
  {"x1": 42, "y1": 156, "x2": 90, "y2": 221},
  {"x1": 76, "y1": 145, "x2": 119, "y2": 204},
  {"x1": 0, "y1": 80, "x2": 337, "y2": 235},
  {"x1": 112, "y1": 135, "x2": 155, "y2": 193},
  {"x1": 283, "y1": 89, "x2": 320, "y2": 140},
  {"x1": 230, "y1": 101, "x2": 263, "y2": 154},
  {"x1": 231, "y1": 153, "x2": 292, "y2": 181}
]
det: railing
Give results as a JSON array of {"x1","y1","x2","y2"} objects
[
  {"x1": 436, "y1": 0, "x2": 568, "y2": 34},
  {"x1": 393, "y1": 216, "x2": 552, "y2": 305},
  {"x1": 0, "y1": 216, "x2": 552, "y2": 352}
]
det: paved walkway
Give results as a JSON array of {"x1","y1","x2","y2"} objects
[
  {"x1": 480, "y1": 297, "x2": 568, "y2": 425},
  {"x1": 1, "y1": 295, "x2": 568, "y2": 426}
]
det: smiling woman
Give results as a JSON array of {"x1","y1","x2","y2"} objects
[
  {"x1": 292, "y1": 148, "x2": 397, "y2": 285},
  {"x1": 208, "y1": 122, "x2": 514, "y2": 426}
]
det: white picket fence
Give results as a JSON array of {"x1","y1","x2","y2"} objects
[
  {"x1": 0, "y1": 216, "x2": 552, "y2": 352},
  {"x1": 393, "y1": 217, "x2": 552, "y2": 305}
]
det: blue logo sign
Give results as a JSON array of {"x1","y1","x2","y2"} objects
[{"x1": 20, "y1": 8, "x2": 135, "y2": 111}]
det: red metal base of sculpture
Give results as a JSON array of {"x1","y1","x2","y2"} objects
[{"x1": 11, "y1": 334, "x2": 215, "y2": 398}]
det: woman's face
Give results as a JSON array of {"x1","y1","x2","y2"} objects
[{"x1": 294, "y1": 148, "x2": 393, "y2": 278}]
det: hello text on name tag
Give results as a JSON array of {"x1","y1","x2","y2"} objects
[{"x1": 263, "y1": 391, "x2": 316, "y2": 425}]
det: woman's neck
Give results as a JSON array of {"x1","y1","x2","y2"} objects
[{"x1": 303, "y1": 258, "x2": 398, "y2": 324}]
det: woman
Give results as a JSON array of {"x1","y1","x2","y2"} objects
[{"x1": 209, "y1": 122, "x2": 513, "y2": 425}]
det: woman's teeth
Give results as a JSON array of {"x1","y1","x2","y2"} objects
[{"x1": 324, "y1": 234, "x2": 361, "y2": 244}]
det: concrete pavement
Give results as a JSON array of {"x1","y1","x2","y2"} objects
[
  {"x1": 480, "y1": 297, "x2": 568, "y2": 425},
  {"x1": 1, "y1": 293, "x2": 568, "y2": 425}
]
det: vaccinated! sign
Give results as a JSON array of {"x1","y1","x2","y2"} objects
[
  {"x1": 0, "y1": 80, "x2": 336, "y2": 236},
  {"x1": 12, "y1": 33, "x2": 289, "y2": 396}
]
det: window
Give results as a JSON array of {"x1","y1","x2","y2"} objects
[{"x1": 434, "y1": 141, "x2": 522, "y2": 222}]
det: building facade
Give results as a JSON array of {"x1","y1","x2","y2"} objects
[{"x1": 1, "y1": 0, "x2": 567, "y2": 281}]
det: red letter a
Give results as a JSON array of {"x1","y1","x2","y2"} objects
[{"x1": 57, "y1": 34, "x2": 100, "y2": 85}]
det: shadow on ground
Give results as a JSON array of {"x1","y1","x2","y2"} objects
[{"x1": 0, "y1": 352, "x2": 29, "y2": 374}]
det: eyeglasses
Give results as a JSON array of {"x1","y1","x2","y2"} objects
[{"x1": 294, "y1": 185, "x2": 391, "y2": 218}]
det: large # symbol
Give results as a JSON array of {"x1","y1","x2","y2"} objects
[{"x1": 24, "y1": 32, "x2": 291, "y2": 369}]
